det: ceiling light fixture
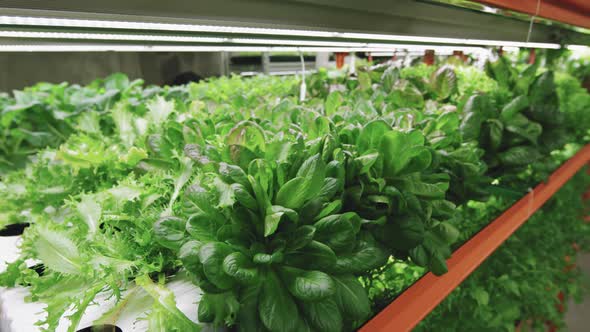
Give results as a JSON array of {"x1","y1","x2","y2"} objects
[{"x1": 0, "y1": 15, "x2": 561, "y2": 49}]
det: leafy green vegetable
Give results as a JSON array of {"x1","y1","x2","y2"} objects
[{"x1": 0, "y1": 52, "x2": 588, "y2": 332}]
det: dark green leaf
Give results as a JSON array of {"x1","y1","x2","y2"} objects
[
  {"x1": 258, "y1": 271, "x2": 300, "y2": 332},
  {"x1": 285, "y1": 241, "x2": 337, "y2": 270},
  {"x1": 281, "y1": 267, "x2": 335, "y2": 301},
  {"x1": 222, "y1": 252, "x2": 259, "y2": 284},
  {"x1": 198, "y1": 242, "x2": 236, "y2": 290},
  {"x1": 300, "y1": 297, "x2": 343, "y2": 332},
  {"x1": 332, "y1": 275, "x2": 371, "y2": 322},
  {"x1": 153, "y1": 216, "x2": 186, "y2": 250}
]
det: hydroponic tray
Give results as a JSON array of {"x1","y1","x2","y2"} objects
[
  {"x1": 0, "y1": 235, "x2": 220, "y2": 332},
  {"x1": 2, "y1": 145, "x2": 589, "y2": 332}
]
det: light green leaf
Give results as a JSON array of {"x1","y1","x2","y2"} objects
[
  {"x1": 76, "y1": 194, "x2": 102, "y2": 235},
  {"x1": 146, "y1": 96, "x2": 175, "y2": 125},
  {"x1": 34, "y1": 227, "x2": 82, "y2": 275}
]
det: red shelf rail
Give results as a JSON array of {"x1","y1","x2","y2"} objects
[
  {"x1": 473, "y1": 0, "x2": 590, "y2": 29},
  {"x1": 360, "y1": 144, "x2": 590, "y2": 332}
]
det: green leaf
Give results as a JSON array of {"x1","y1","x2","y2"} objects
[
  {"x1": 487, "y1": 119, "x2": 504, "y2": 151},
  {"x1": 219, "y1": 162, "x2": 251, "y2": 189},
  {"x1": 136, "y1": 275, "x2": 201, "y2": 331},
  {"x1": 499, "y1": 146, "x2": 542, "y2": 166},
  {"x1": 197, "y1": 292, "x2": 240, "y2": 327},
  {"x1": 184, "y1": 144, "x2": 211, "y2": 165},
  {"x1": 296, "y1": 154, "x2": 327, "y2": 196},
  {"x1": 259, "y1": 271, "x2": 300, "y2": 332},
  {"x1": 286, "y1": 225, "x2": 316, "y2": 251},
  {"x1": 430, "y1": 200, "x2": 457, "y2": 219},
  {"x1": 331, "y1": 238, "x2": 389, "y2": 274},
  {"x1": 314, "y1": 213, "x2": 361, "y2": 252},
  {"x1": 500, "y1": 95, "x2": 529, "y2": 121},
  {"x1": 389, "y1": 79, "x2": 424, "y2": 109},
  {"x1": 460, "y1": 111, "x2": 484, "y2": 142},
  {"x1": 275, "y1": 177, "x2": 307, "y2": 209},
  {"x1": 325, "y1": 91, "x2": 343, "y2": 116},
  {"x1": 357, "y1": 120, "x2": 391, "y2": 153},
  {"x1": 332, "y1": 275, "x2": 371, "y2": 322},
  {"x1": 430, "y1": 65, "x2": 457, "y2": 100},
  {"x1": 231, "y1": 183, "x2": 258, "y2": 210},
  {"x1": 236, "y1": 284, "x2": 263, "y2": 332},
  {"x1": 285, "y1": 241, "x2": 337, "y2": 270},
  {"x1": 248, "y1": 174, "x2": 271, "y2": 216},
  {"x1": 380, "y1": 214, "x2": 426, "y2": 251},
  {"x1": 281, "y1": 267, "x2": 336, "y2": 301},
  {"x1": 222, "y1": 252, "x2": 259, "y2": 284},
  {"x1": 529, "y1": 71, "x2": 555, "y2": 106},
  {"x1": 179, "y1": 240, "x2": 204, "y2": 275},
  {"x1": 76, "y1": 194, "x2": 102, "y2": 235},
  {"x1": 460, "y1": 94, "x2": 492, "y2": 140},
  {"x1": 358, "y1": 72, "x2": 372, "y2": 91},
  {"x1": 409, "y1": 245, "x2": 428, "y2": 266},
  {"x1": 186, "y1": 212, "x2": 219, "y2": 242},
  {"x1": 153, "y1": 216, "x2": 186, "y2": 250},
  {"x1": 213, "y1": 177, "x2": 236, "y2": 209},
  {"x1": 471, "y1": 287, "x2": 490, "y2": 306},
  {"x1": 183, "y1": 184, "x2": 219, "y2": 217},
  {"x1": 198, "y1": 242, "x2": 236, "y2": 290},
  {"x1": 248, "y1": 159, "x2": 274, "y2": 195},
  {"x1": 316, "y1": 200, "x2": 343, "y2": 220},
  {"x1": 318, "y1": 178, "x2": 342, "y2": 200},
  {"x1": 505, "y1": 114, "x2": 542, "y2": 144},
  {"x1": 381, "y1": 66, "x2": 400, "y2": 91},
  {"x1": 354, "y1": 153, "x2": 380, "y2": 175},
  {"x1": 264, "y1": 205, "x2": 298, "y2": 237},
  {"x1": 226, "y1": 121, "x2": 266, "y2": 155},
  {"x1": 397, "y1": 177, "x2": 448, "y2": 199},
  {"x1": 381, "y1": 130, "x2": 431, "y2": 177},
  {"x1": 433, "y1": 222, "x2": 460, "y2": 244},
  {"x1": 301, "y1": 297, "x2": 343, "y2": 332},
  {"x1": 34, "y1": 227, "x2": 82, "y2": 275}
]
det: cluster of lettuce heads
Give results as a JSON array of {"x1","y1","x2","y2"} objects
[{"x1": 0, "y1": 51, "x2": 589, "y2": 332}]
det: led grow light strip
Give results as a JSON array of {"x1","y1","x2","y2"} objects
[
  {"x1": 0, "y1": 43, "x2": 491, "y2": 54},
  {"x1": 0, "y1": 30, "x2": 226, "y2": 43},
  {"x1": 0, "y1": 31, "x2": 497, "y2": 51},
  {"x1": 0, "y1": 31, "x2": 366, "y2": 47},
  {"x1": 0, "y1": 44, "x2": 458, "y2": 52},
  {"x1": 0, "y1": 15, "x2": 562, "y2": 49},
  {"x1": 568, "y1": 45, "x2": 590, "y2": 51},
  {"x1": 0, "y1": 31, "x2": 489, "y2": 51}
]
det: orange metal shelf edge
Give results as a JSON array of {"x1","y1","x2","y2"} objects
[
  {"x1": 473, "y1": 0, "x2": 590, "y2": 29},
  {"x1": 360, "y1": 143, "x2": 590, "y2": 332}
]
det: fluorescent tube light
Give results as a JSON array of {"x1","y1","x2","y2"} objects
[
  {"x1": 0, "y1": 31, "x2": 491, "y2": 49},
  {"x1": 0, "y1": 31, "x2": 364, "y2": 47},
  {"x1": 0, "y1": 45, "x2": 404, "y2": 52},
  {"x1": 0, "y1": 15, "x2": 561, "y2": 49},
  {"x1": 229, "y1": 38, "x2": 363, "y2": 47},
  {"x1": 0, "y1": 30, "x2": 226, "y2": 43},
  {"x1": 567, "y1": 45, "x2": 589, "y2": 51},
  {"x1": 0, "y1": 43, "x2": 490, "y2": 53}
]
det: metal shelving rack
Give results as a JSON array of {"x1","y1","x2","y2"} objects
[
  {"x1": 0, "y1": 1, "x2": 589, "y2": 331},
  {"x1": 0, "y1": 0, "x2": 588, "y2": 49}
]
